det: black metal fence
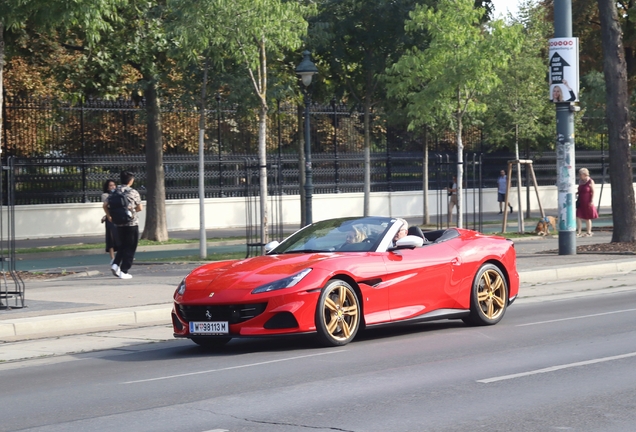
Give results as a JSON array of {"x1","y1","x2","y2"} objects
[
  {"x1": 2, "y1": 97, "x2": 633, "y2": 205},
  {"x1": 6, "y1": 150, "x2": 627, "y2": 206},
  {"x1": 0, "y1": 158, "x2": 25, "y2": 309}
]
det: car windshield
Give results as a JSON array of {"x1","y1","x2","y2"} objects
[{"x1": 271, "y1": 217, "x2": 394, "y2": 254}]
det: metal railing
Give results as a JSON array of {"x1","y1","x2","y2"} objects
[
  {"x1": 5, "y1": 150, "x2": 628, "y2": 206},
  {"x1": 0, "y1": 158, "x2": 25, "y2": 309}
]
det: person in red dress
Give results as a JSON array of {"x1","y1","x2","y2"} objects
[{"x1": 576, "y1": 167, "x2": 598, "y2": 237}]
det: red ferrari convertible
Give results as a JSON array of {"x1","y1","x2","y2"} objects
[{"x1": 172, "y1": 216, "x2": 518, "y2": 347}]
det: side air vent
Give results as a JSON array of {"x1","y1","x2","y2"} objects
[{"x1": 264, "y1": 312, "x2": 299, "y2": 329}]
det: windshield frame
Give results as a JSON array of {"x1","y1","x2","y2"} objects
[{"x1": 270, "y1": 217, "x2": 397, "y2": 254}]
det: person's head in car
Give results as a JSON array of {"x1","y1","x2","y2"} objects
[
  {"x1": 393, "y1": 218, "x2": 408, "y2": 246},
  {"x1": 345, "y1": 227, "x2": 367, "y2": 244}
]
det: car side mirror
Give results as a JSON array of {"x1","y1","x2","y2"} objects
[
  {"x1": 393, "y1": 235, "x2": 424, "y2": 250},
  {"x1": 264, "y1": 241, "x2": 280, "y2": 254}
]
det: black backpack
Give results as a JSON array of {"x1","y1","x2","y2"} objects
[{"x1": 108, "y1": 189, "x2": 133, "y2": 225}]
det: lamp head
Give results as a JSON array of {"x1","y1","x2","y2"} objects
[{"x1": 296, "y1": 50, "x2": 318, "y2": 87}]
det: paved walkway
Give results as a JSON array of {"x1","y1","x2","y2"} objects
[{"x1": 1, "y1": 210, "x2": 633, "y2": 362}]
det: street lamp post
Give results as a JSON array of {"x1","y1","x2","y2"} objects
[
  {"x1": 296, "y1": 50, "x2": 318, "y2": 226},
  {"x1": 331, "y1": 97, "x2": 340, "y2": 193},
  {"x1": 216, "y1": 92, "x2": 224, "y2": 197}
]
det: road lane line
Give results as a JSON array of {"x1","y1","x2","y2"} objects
[
  {"x1": 517, "y1": 308, "x2": 636, "y2": 327},
  {"x1": 477, "y1": 351, "x2": 636, "y2": 384},
  {"x1": 122, "y1": 350, "x2": 346, "y2": 384}
]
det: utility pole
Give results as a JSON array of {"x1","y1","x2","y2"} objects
[{"x1": 551, "y1": 0, "x2": 578, "y2": 255}]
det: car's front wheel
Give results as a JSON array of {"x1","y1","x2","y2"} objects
[
  {"x1": 463, "y1": 263, "x2": 508, "y2": 326},
  {"x1": 315, "y1": 279, "x2": 361, "y2": 346}
]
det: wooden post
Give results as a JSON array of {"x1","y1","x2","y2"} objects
[{"x1": 501, "y1": 160, "x2": 544, "y2": 233}]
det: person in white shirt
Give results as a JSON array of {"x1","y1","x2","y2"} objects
[{"x1": 497, "y1": 170, "x2": 513, "y2": 215}]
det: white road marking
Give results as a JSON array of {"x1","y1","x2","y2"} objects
[
  {"x1": 517, "y1": 308, "x2": 636, "y2": 327},
  {"x1": 477, "y1": 351, "x2": 636, "y2": 384},
  {"x1": 123, "y1": 350, "x2": 346, "y2": 384},
  {"x1": 202, "y1": 429, "x2": 228, "y2": 432}
]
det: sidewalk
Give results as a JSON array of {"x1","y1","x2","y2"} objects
[{"x1": 1, "y1": 211, "x2": 633, "y2": 358}]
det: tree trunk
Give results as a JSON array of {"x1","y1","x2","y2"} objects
[
  {"x1": 0, "y1": 23, "x2": 4, "y2": 155},
  {"x1": 598, "y1": 0, "x2": 636, "y2": 242},
  {"x1": 141, "y1": 80, "x2": 169, "y2": 241},
  {"x1": 258, "y1": 103, "x2": 269, "y2": 250},
  {"x1": 198, "y1": 60, "x2": 208, "y2": 259},
  {"x1": 423, "y1": 127, "x2": 430, "y2": 225},
  {"x1": 363, "y1": 97, "x2": 371, "y2": 216},
  {"x1": 298, "y1": 104, "x2": 306, "y2": 227},
  {"x1": 456, "y1": 118, "x2": 463, "y2": 229}
]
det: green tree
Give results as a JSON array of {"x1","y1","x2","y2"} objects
[
  {"x1": 480, "y1": 1, "x2": 553, "y2": 153},
  {"x1": 387, "y1": 0, "x2": 521, "y2": 227},
  {"x1": 172, "y1": 0, "x2": 311, "y2": 245},
  {"x1": 1, "y1": 0, "x2": 117, "y2": 153},
  {"x1": 312, "y1": 0, "x2": 423, "y2": 216},
  {"x1": 479, "y1": 1, "x2": 553, "y2": 225},
  {"x1": 52, "y1": 0, "x2": 181, "y2": 241},
  {"x1": 2, "y1": 0, "x2": 171, "y2": 241}
]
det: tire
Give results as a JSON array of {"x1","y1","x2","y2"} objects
[
  {"x1": 463, "y1": 263, "x2": 508, "y2": 326},
  {"x1": 191, "y1": 337, "x2": 232, "y2": 348},
  {"x1": 315, "y1": 279, "x2": 361, "y2": 347}
]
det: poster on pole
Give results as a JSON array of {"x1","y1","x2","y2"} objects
[{"x1": 548, "y1": 38, "x2": 579, "y2": 103}]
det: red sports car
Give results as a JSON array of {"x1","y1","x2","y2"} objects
[{"x1": 172, "y1": 216, "x2": 519, "y2": 347}]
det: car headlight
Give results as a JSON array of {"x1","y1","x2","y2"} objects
[
  {"x1": 175, "y1": 279, "x2": 186, "y2": 296},
  {"x1": 251, "y1": 268, "x2": 312, "y2": 294}
]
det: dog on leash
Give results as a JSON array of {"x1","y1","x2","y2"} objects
[{"x1": 535, "y1": 216, "x2": 557, "y2": 236}]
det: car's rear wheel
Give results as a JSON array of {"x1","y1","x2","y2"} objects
[
  {"x1": 191, "y1": 337, "x2": 232, "y2": 348},
  {"x1": 463, "y1": 263, "x2": 508, "y2": 326},
  {"x1": 315, "y1": 279, "x2": 361, "y2": 347}
]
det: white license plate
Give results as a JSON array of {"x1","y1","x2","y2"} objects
[{"x1": 189, "y1": 321, "x2": 229, "y2": 334}]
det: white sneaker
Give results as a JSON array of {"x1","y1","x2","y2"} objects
[
  {"x1": 111, "y1": 263, "x2": 121, "y2": 277},
  {"x1": 119, "y1": 272, "x2": 133, "y2": 280}
]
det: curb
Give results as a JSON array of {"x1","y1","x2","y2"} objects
[
  {"x1": 0, "y1": 304, "x2": 173, "y2": 338},
  {"x1": 519, "y1": 258, "x2": 636, "y2": 284}
]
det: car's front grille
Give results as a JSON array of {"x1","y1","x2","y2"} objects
[{"x1": 178, "y1": 303, "x2": 267, "y2": 324}]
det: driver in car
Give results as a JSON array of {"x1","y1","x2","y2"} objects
[
  {"x1": 345, "y1": 227, "x2": 367, "y2": 244},
  {"x1": 392, "y1": 218, "x2": 408, "y2": 246}
]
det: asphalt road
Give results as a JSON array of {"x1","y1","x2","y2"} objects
[{"x1": 2, "y1": 278, "x2": 636, "y2": 431}]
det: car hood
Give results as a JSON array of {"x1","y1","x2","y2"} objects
[{"x1": 184, "y1": 252, "x2": 342, "y2": 296}]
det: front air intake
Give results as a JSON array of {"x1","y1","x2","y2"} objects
[{"x1": 178, "y1": 303, "x2": 267, "y2": 324}]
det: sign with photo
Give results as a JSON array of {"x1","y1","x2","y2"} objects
[{"x1": 548, "y1": 38, "x2": 579, "y2": 103}]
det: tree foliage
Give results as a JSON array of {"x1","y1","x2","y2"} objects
[
  {"x1": 387, "y1": 0, "x2": 521, "y2": 227},
  {"x1": 480, "y1": 0, "x2": 553, "y2": 152},
  {"x1": 172, "y1": 0, "x2": 312, "y2": 240}
]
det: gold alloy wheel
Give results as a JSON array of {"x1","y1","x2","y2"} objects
[
  {"x1": 476, "y1": 268, "x2": 507, "y2": 320},
  {"x1": 322, "y1": 283, "x2": 360, "y2": 342}
]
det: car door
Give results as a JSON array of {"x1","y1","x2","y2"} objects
[{"x1": 382, "y1": 242, "x2": 461, "y2": 321}]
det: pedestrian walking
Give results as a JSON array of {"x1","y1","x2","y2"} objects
[
  {"x1": 576, "y1": 167, "x2": 598, "y2": 237},
  {"x1": 447, "y1": 176, "x2": 458, "y2": 225},
  {"x1": 105, "y1": 171, "x2": 143, "y2": 279},
  {"x1": 101, "y1": 179, "x2": 119, "y2": 263},
  {"x1": 497, "y1": 170, "x2": 513, "y2": 215}
]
